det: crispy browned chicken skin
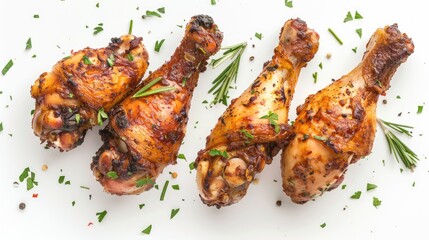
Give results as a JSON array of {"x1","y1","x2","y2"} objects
[
  {"x1": 195, "y1": 19, "x2": 319, "y2": 207},
  {"x1": 31, "y1": 35, "x2": 149, "y2": 151},
  {"x1": 281, "y1": 24, "x2": 414, "y2": 204},
  {"x1": 91, "y1": 15, "x2": 223, "y2": 195}
]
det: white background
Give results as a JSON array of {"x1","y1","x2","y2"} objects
[{"x1": 1, "y1": 0, "x2": 428, "y2": 239}]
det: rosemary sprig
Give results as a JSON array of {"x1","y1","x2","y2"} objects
[
  {"x1": 377, "y1": 118, "x2": 419, "y2": 170},
  {"x1": 208, "y1": 42, "x2": 247, "y2": 105},
  {"x1": 132, "y1": 77, "x2": 175, "y2": 98}
]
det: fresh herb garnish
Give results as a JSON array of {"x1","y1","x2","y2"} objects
[
  {"x1": 318, "y1": 62, "x2": 323, "y2": 69},
  {"x1": 33, "y1": 14, "x2": 39, "y2": 18},
  {"x1": 75, "y1": 114, "x2": 81, "y2": 124},
  {"x1": 157, "y1": 7, "x2": 165, "y2": 14},
  {"x1": 132, "y1": 77, "x2": 175, "y2": 98},
  {"x1": 356, "y1": 28, "x2": 362, "y2": 38},
  {"x1": 19, "y1": 167, "x2": 38, "y2": 191},
  {"x1": 255, "y1": 32, "x2": 263, "y2": 40},
  {"x1": 211, "y1": 0, "x2": 216, "y2": 5},
  {"x1": 154, "y1": 39, "x2": 165, "y2": 52},
  {"x1": 128, "y1": 20, "x2": 133, "y2": 34},
  {"x1": 312, "y1": 72, "x2": 318, "y2": 83},
  {"x1": 2, "y1": 59, "x2": 14, "y2": 75},
  {"x1": 96, "y1": 3, "x2": 99, "y2": 8},
  {"x1": 417, "y1": 105, "x2": 423, "y2": 114},
  {"x1": 25, "y1": 38, "x2": 32, "y2": 50},
  {"x1": 93, "y1": 23, "x2": 104, "y2": 35},
  {"x1": 189, "y1": 162, "x2": 195, "y2": 170},
  {"x1": 209, "y1": 42, "x2": 247, "y2": 105},
  {"x1": 82, "y1": 55, "x2": 93, "y2": 65},
  {"x1": 80, "y1": 186, "x2": 90, "y2": 190},
  {"x1": 170, "y1": 208, "x2": 180, "y2": 219},
  {"x1": 107, "y1": 54, "x2": 115, "y2": 67},
  {"x1": 313, "y1": 135, "x2": 327, "y2": 141},
  {"x1": 126, "y1": 53, "x2": 134, "y2": 61},
  {"x1": 377, "y1": 118, "x2": 419, "y2": 170},
  {"x1": 261, "y1": 111, "x2": 280, "y2": 133},
  {"x1": 72, "y1": 201, "x2": 76, "y2": 206},
  {"x1": 328, "y1": 28, "x2": 343, "y2": 45},
  {"x1": 58, "y1": 176, "x2": 65, "y2": 184},
  {"x1": 172, "y1": 184, "x2": 180, "y2": 190},
  {"x1": 350, "y1": 191, "x2": 362, "y2": 199},
  {"x1": 209, "y1": 149, "x2": 229, "y2": 158},
  {"x1": 97, "y1": 108, "x2": 108, "y2": 126},
  {"x1": 177, "y1": 153, "x2": 187, "y2": 161},
  {"x1": 373, "y1": 197, "x2": 381, "y2": 208},
  {"x1": 107, "y1": 171, "x2": 118, "y2": 180},
  {"x1": 142, "y1": 225, "x2": 152, "y2": 235},
  {"x1": 136, "y1": 177, "x2": 155, "y2": 187},
  {"x1": 320, "y1": 223, "x2": 326, "y2": 228},
  {"x1": 144, "y1": 10, "x2": 162, "y2": 18},
  {"x1": 343, "y1": 11, "x2": 353, "y2": 22},
  {"x1": 96, "y1": 210, "x2": 107, "y2": 222},
  {"x1": 354, "y1": 11, "x2": 363, "y2": 19},
  {"x1": 240, "y1": 129, "x2": 254, "y2": 140},
  {"x1": 160, "y1": 180, "x2": 169, "y2": 201},
  {"x1": 284, "y1": 0, "x2": 293, "y2": 8},
  {"x1": 0, "y1": 122, "x2": 3, "y2": 132},
  {"x1": 352, "y1": 47, "x2": 357, "y2": 53},
  {"x1": 366, "y1": 183, "x2": 377, "y2": 191},
  {"x1": 139, "y1": 203, "x2": 145, "y2": 209}
]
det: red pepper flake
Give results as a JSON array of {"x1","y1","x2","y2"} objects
[
  {"x1": 87, "y1": 222, "x2": 93, "y2": 227},
  {"x1": 32, "y1": 193, "x2": 38, "y2": 198}
]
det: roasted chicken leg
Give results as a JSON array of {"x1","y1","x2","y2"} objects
[
  {"x1": 31, "y1": 35, "x2": 148, "y2": 151},
  {"x1": 91, "y1": 15, "x2": 223, "y2": 195},
  {"x1": 281, "y1": 24, "x2": 414, "y2": 204},
  {"x1": 195, "y1": 19, "x2": 319, "y2": 207}
]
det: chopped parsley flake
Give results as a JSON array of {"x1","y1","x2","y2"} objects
[
  {"x1": 144, "y1": 10, "x2": 162, "y2": 18},
  {"x1": 209, "y1": 149, "x2": 229, "y2": 158},
  {"x1": 107, "y1": 171, "x2": 118, "y2": 179},
  {"x1": 97, "y1": 108, "x2": 108, "y2": 126},
  {"x1": 352, "y1": 47, "x2": 357, "y2": 53},
  {"x1": 284, "y1": 0, "x2": 293, "y2": 8},
  {"x1": 320, "y1": 223, "x2": 326, "y2": 228},
  {"x1": 157, "y1": 7, "x2": 165, "y2": 13},
  {"x1": 261, "y1": 111, "x2": 280, "y2": 133},
  {"x1": 82, "y1": 55, "x2": 93, "y2": 65},
  {"x1": 142, "y1": 225, "x2": 152, "y2": 235},
  {"x1": 255, "y1": 32, "x2": 263, "y2": 40},
  {"x1": 139, "y1": 203, "x2": 145, "y2": 209},
  {"x1": 356, "y1": 28, "x2": 362, "y2": 38},
  {"x1": 136, "y1": 177, "x2": 155, "y2": 187},
  {"x1": 343, "y1": 11, "x2": 353, "y2": 22},
  {"x1": 366, "y1": 183, "x2": 377, "y2": 191},
  {"x1": 33, "y1": 14, "x2": 39, "y2": 18},
  {"x1": 25, "y1": 38, "x2": 32, "y2": 50},
  {"x1": 19, "y1": 167, "x2": 38, "y2": 191},
  {"x1": 189, "y1": 162, "x2": 195, "y2": 170},
  {"x1": 354, "y1": 11, "x2": 363, "y2": 19},
  {"x1": 172, "y1": 184, "x2": 180, "y2": 190},
  {"x1": 177, "y1": 153, "x2": 187, "y2": 161},
  {"x1": 58, "y1": 176, "x2": 65, "y2": 184},
  {"x1": 96, "y1": 210, "x2": 107, "y2": 222},
  {"x1": 373, "y1": 197, "x2": 382, "y2": 208},
  {"x1": 0, "y1": 122, "x2": 3, "y2": 132},
  {"x1": 350, "y1": 191, "x2": 362, "y2": 199},
  {"x1": 170, "y1": 208, "x2": 180, "y2": 219},
  {"x1": 154, "y1": 39, "x2": 165, "y2": 52},
  {"x1": 2, "y1": 59, "x2": 14, "y2": 75},
  {"x1": 93, "y1": 23, "x2": 104, "y2": 35},
  {"x1": 417, "y1": 105, "x2": 423, "y2": 114},
  {"x1": 312, "y1": 72, "x2": 318, "y2": 83}
]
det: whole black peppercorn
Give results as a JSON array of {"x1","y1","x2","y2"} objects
[{"x1": 19, "y1": 202, "x2": 26, "y2": 210}]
